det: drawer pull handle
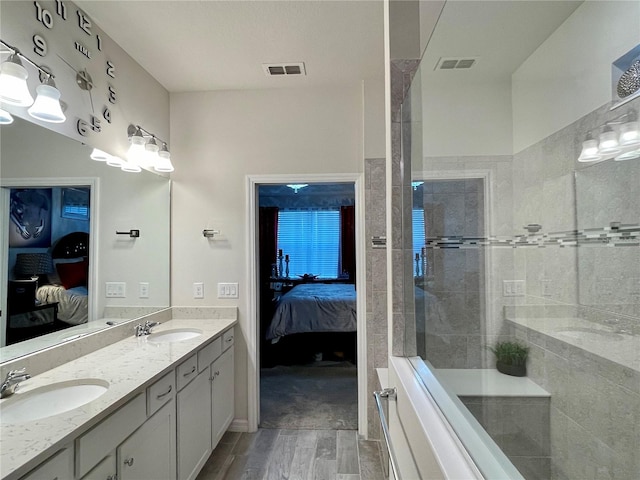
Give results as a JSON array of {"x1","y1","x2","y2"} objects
[
  {"x1": 156, "y1": 385, "x2": 173, "y2": 399},
  {"x1": 107, "y1": 475, "x2": 117, "y2": 480},
  {"x1": 226, "y1": 336, "x2": 233, "y2": 342},
  {"x1": 210, "y1": 371, "x2": 220, "y2": 382},
  {"x1": 124, "y1": 457, "x2": 134, "y2": 467},
  {"x1": 183, "y1": 365, "x2": 196, "y2": 377}
]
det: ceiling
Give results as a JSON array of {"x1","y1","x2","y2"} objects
[
  {"x1": 75, "y1": 1, "x2": 582, "y2": 94},
  {"x1": 75, "y1": 1, "x2": 385, "y2": 93}
]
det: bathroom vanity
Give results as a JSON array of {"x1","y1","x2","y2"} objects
[{"x1": 0, "y1": 313, "x2": 237, "y2": 480}]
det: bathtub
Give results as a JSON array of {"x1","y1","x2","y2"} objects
[{"x1": 381, "y1": 356, "x2": 527, "y2": 479}]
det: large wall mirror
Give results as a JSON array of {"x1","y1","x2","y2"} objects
[{"x1": 0, "y1": 117, "x2": 171, "y2": 363}]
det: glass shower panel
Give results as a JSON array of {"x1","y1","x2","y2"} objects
[{"x1": 402, "y1": 1, "x2": 640, "y2": 479}]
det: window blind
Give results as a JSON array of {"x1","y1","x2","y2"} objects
[
  {"x1": 277, "y1": 209, "x2": 340, "y2": 277},
  {"x1": 412, "y1": 208, "x2": 426, "y2": 258}
]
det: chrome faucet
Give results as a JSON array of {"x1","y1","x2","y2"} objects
[
  {"x1": 0, "y1": 368, "x2": 31, "y2": 398},
  {"x1": 134, "y1": 320, "x2": 160, "y2": 337}
]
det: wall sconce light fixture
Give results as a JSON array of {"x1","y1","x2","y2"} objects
[
  {"x1": 0, "y1": 106, "x2": 13, "y2": 125},
  {"x1": 578, "y1": 110, "x2": 640, "y2": 163},
  {"x1": 0, "y1": 40, "x2": 65, "y2": 123},
  {"x1": 125, "y1": 124, "x2": 174, "y2": 173}
]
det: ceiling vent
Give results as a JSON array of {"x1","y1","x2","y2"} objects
[
  {"x1": 262, "y1": 62, "x2": 306, "y2": 77},
  {"x1": 435, "y1": 57, "x2": 479, "y2": 71}
]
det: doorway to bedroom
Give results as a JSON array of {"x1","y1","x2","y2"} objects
[{"x1": 255, "y1": 180, "x2": 360, "y2": 431}]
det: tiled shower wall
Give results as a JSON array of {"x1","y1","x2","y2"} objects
[
  {"x1": 511, "y1": 98, "x2": 640, "y2": 480},
  {"x1": 365, "y1": 157, "x2": 387, "y2": 439}
]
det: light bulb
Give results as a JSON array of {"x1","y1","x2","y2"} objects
[{"x1": 0, "y1": 54, "x2": 33, "y2": 106}]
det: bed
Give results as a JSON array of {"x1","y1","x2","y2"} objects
[
  {"x1": 266, "y1": 283, "x2": 357, "y2": 342},
  {"x1": 36, "y1": 232, "x2": 89, "y2": 325}
]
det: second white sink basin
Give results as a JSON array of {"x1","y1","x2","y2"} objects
[
  {"x1": 0, "y1": 379, "x2": 109, "y2": 424},
  {"x1": 147, "y1": 328, "x2": 202, "y2": 344}
]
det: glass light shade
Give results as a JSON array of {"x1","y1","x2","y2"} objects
[
  {"x1": 127, "y1": 142, "x2": 146, "y2": 164},
  {"x1": 90, "y1": 148, "x2": 110, "y2": 161},
  {"x1": 619, "y1": 120, "x2": 640, "y2": 146},
  {"x1": 28, "y1": 84, "x2": 66, "y2": 123},
  {"x1": 121, "y1": 161, "x2": 142, "y2": 173},
  {"x1": 0, "y1": 107, "x2": 13, "y2": 124},
  {"x1": 614, "y1": 148, "x2": 640, "y2": 161},
  {"x1": 577, "y1": 138, "x2": 602, "y2": 162},
  {"x1": 598, "y1": 127, "x2": 621, "y2": 154},
  {"x1": 106, "y1": 155, "x2": 125, "y2": 167},
  {"x1": 154, "y1": 143, "x2": 174, "y2": 172},
  {"x1": 0, "y1": 56, "x2": 33, "y2": 106}
]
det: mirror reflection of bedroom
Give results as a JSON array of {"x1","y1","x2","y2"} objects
[
  {"x1": 258, "y1": 182, "x2": 358, "y2": 430},
  {"x1": 5, "y1": 186, "x2": 90, "y2": 345}
]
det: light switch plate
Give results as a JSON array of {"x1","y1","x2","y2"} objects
[
  {"x1": 106, "y1": 282, "x2": 126, "y2": 298},
  {"x1": 139, "y1": 282, "x2": 149, "y2": 298},
  {"x1": 218, "y1": 282, "x2": 239, "y2": 298}
]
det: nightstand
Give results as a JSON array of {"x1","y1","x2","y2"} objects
[{"x1": 7, "y1": 302, "x2": 60, "y2": 345}]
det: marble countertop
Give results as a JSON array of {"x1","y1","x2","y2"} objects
[
  {"x1": 505, "y1": 315, "x2": 640, "y2": 372},
  {"x1": 0, "y1": 316, "x2": 236, "y2": 480}
]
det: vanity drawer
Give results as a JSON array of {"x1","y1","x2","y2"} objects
[
  {"x1": 75, "y1": 393, "x2": 146, "y2": 478},
  {"x1": 222, "y1": 328, "x2": 235, "y2": 351},
  {"x1": 20, "y1": 447, "x2": 73, "y2": 480},
  {"x1": 198, "y1": 336, "x2": 222, "y2": 371},
  {"x1": 147, "y1": 370, "x2": 175, "y2": 415},
  {"x1": 176, "y1": 354, "x2": 198, "y2": 391}
]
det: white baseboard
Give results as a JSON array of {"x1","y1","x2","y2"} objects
[{"x1": 228, "y1": 418, "x2": 250, "y2": 432}]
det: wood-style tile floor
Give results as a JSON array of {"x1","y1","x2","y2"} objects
[{"x1": 196, "y1": 429, "x2": 386, "y2": 480}]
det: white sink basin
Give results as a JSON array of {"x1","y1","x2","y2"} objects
[
  {"x1": 146, "y1": 328, "x2": 202, "y2": 344},
  {"x1": 0, "y1": 379, "x2": 109, "y2": 424},
  {"x1": 555, "y1": 327, "x2": 623, "y2": 342}
]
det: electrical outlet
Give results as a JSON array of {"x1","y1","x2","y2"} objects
[
  {"x1": 503, "y1": 280, "x2": 525, "y2": 297},
  {"x1": 218, "y1": 282, "x2": 239, "y2": 298},
  {"x1": 193, "y1": 282, "x2": 204, "y2": 299},
  {"x1": 106, "y1": 282, "x2": 126, "y2": 298},
  {"x1": 139, "y1": 282, "x2": 149, "y2": 298}
]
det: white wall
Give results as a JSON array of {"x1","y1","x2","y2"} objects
[
  {"x1": 422, "y1": 77, "x2": 514, "y2": 157},
  {"x1": 170, "y1": 85, "x2": 364, "y2": 424},
  {"x1": 364, "y1": 78, "x2": 386, "y2": 159},
  {"x1": 512, "y1": 0, "x2": 640, "y2": 152}
]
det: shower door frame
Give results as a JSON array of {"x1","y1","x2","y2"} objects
[{"x1": 413, "y1": 168, "x2": 493, "y2": 358}]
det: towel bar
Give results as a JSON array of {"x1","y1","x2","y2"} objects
[{"x1": 373, "y1": 387, "x2": 401, "y2": 480}]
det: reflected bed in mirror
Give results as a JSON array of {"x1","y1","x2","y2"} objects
[{"x1": 0, "y1": 117, "x2": 171, "y2": 363}]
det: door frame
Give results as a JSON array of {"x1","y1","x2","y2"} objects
[{"x1": 246, "y1": 173, "x2": 367, "y2": 435}]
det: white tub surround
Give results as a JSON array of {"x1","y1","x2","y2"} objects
[{"x1": 0, "y1": 313, "x2": 237, "y2": 480}]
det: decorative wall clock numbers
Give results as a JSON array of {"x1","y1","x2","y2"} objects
[{"x1": 29, "y1": 0, "x2": 117, "y2": 137}]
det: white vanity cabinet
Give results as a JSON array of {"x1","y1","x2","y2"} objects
[
  {"x1": 9, "y1": 323, "x2": 237, "y2": 480},
  {"x1": 176, "y1": 369, "x2": 212, "y2": 480},
  {"x1": 119, "y1": 400, "x2": 176, "y2": 480},
  {"x1": 211, "y1": 338, "x2": 234, "y2": 446},
  {"x1": 19, "y1": 447, "x2": 73, "y2": 480}
]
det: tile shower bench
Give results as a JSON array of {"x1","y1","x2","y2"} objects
[{"x1": 433, "y1": 368, "x2": 551, "y2": 480}]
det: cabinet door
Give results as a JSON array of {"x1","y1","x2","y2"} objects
[
  {"x1": 80, "y1": 454, "x2": 116, "y2": 480},
  {"x1": 20, "y1": 447, "x2": 73, "y2": 480},
  {"x1": 211, "y1": 345, "x2": 234, "y2": 447},
  {"x1": 177, "y1": 369, "x2": 212, "y2": 480},
  {"x1": 118, "y1": 399, "x2": 176, "y2": 480}
]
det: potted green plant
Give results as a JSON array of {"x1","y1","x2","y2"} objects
[{"x1": 488, "y1": 341, "x2": 529, "y2": 377}]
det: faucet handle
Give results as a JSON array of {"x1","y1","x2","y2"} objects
[
  {"x1": 134, "y1": 324, "x2": 144, "y2": 336},
  {"x1": 7, "y1": 368, "x2": 27, "y2": 378}
]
